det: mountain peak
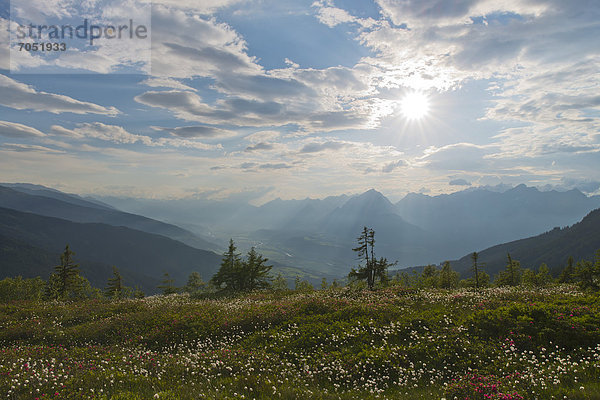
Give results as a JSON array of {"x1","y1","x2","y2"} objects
[
  {"x1": 341, "y1": 189, "x2": 396, "y2": 215},
  {"x1": 359, "y1": 188, "x2": 385, "y2": 198},
  {"x1": 509, "y1": 183, "x2": 535, "y2": 193}
]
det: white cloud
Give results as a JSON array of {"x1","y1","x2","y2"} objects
[
  {"x1": 150, "y1": 5, "x2": 262, "y2": 79},
  {"x1": 313, "y1": 2, "x2": 359, "y2": 27},
  {"x1": 51, "y1": 122, "x2": 221, "y2": 150},
  {"x1": 140, "y1": 77, "x2": 197, "y2": 91},
  {"x1": 244, "y1": 130, "x2": 281, "y2": 143},
  {"x1": 0, "y1": 75, "x2": 120, "y2": 115},
  {"x1": 0, "y1": 18, "x2": 9, "y2": 70},
  {"x1": 1, "y1": 143, "x2": 64, "y2": 153},
  {"x1": 418, "y1": 143, "x2": 494, "y2": 170},
  {"x1": 153, "y1": 125, "x2": 235, "y2": 138},
  {"x1": 299, "y1": 140, "x2": 354, "y2": 154},
  {"x1": 0, "y1": 121, "x2": 46, "y2": 138}
]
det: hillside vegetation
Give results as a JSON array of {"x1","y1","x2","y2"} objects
[
  {"x1": 452, "y1": 208, "x2": 600, "y2": 277},
  {"x1": 1, "y1": 286, "x2": 599, "y2": 399}
]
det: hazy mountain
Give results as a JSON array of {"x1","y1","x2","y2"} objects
[
  {"x1": 0, "y1": 233, "x2": 160, "y2": 291},
  {"x1": 451, "y1": 208, "x2": 600, "y2": 278},
  {"x1": 0, "y1": 207, "x2": 222, "y2": 292},
  {"x1": 95, "y1": 185, "x2": 600, "y2": 274},
  {"x1": 0, "y1": 185, "x2": 219, "y2": 252},
  {"x1": 3, "y1": 183, "x2": 116, "y2": 210},
  {"x1": 237, "y1": 190, "x2": 430, "y2": 273},
  {"x1": 255, "y1": 194, "x2": 349, "y2": 231},
  {"x1": 395, "y1": 184, "x2": 600, "y2": 258},
  {"x1": 96, "y1": 196, "x2": 255, "y2": 240}
]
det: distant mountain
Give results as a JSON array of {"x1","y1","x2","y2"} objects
[
  {"x1": 395, "y1": 184, "x2": 600, "y2": 258},
  {"x1": 316, "y1": 189, "x2": 429, "y2": 264},
  {"x1": 95, "y1": 185, "x2": 600, "y2": 275},
  {"x1": 0, "y1": 207, "x2": 222, "y2": 293},
  {"x1": 234, "y1": 190, "x2": 430, "y2": 274},
  {"x1": 451, "y1": 208, "x2": 600, "y2": 278},
  {"x1": 3, "y1": 183, "x2": 116, "y2": 210},
  {"x1": 0, "y1": 233, "x2": 160, "y2": 291},
  {"x1": 0, "y1": 185, "x2": 219, "y2": 252},
  {"x1": 258, "y1": 194, "x2": 349, "y2": 231}
]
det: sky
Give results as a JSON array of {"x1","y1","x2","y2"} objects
[{"x1": 0, "y1": 0, "x2": 599, "y2": 204}]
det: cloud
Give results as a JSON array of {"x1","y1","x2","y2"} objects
[
  {"x1": 0, "y1": 18, "x2": 8, "y2": 70},
  {"x1": 140, "y1": 78, "x2": 197, "y2": 91},
  {"x1": 363, "y1": 159, "x2": 407, "y2": 174},
  {"x1": 419, "y1": 143, "x2": 493, "y2": 171},
  {"x1": 62, "y1": 123, "x2": 151, "y2": 145},
  {"x1": 7, "y1": 2, "x2": 152, "y2": 74},
  {"x1": 382, "y1": 159, "x2": 407, "y2": 173},
  {"x1": 245, "y1": 130, "x2": 281, "y2": 143},
  {"x1": 0, "y1": 75, "x2": 120, "y2": 115},
  {"x1": 154, "y1": 125, "x2": 234, "y2": 138},
  {"x1": 559, "y1": 178, "x2": 600, "y2": 194},
  {"x1": 150, "y1": 5, "x2": 262, "y2": 79},
  {"x1": 50, "y1": 125, "x2": 84, "y2": 138},
  {"x1": 313, "y1": 1, "x2": 360, "y2": 27},
  {"x1": 449, "y1": 178, "x2": 471, "y2": 186},
  {"x1": 0, "y1": 121, "x2": 46, "y2": 138},
  {"x1": 50, "y1": 123, "x2": 221, "y2": 150},
  {"x1": 1, "y1": 143, "x2": 64, "y2": 153},
  {"x1": 375, "y1": 0, "x2": 546, "y2": 28},
  {"x1": 131, "y1": 7, "x2": 387, "y2": 132},
  {"x1": 299, "y1": 141, "x2": 353, "y2": 153},
  {"x1": 150, "y1": 0, "x2": 245, "y2": 17},
  {"x1": 258, "y1": 163, "x2": 292, "y2": 170},
  {"x1": 245, "y1": 142, "x2": 274, "y2": 152}
]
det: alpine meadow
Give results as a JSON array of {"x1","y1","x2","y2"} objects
[{"x1": 1, "y1": 0, "x2": 600, "y2": 399}]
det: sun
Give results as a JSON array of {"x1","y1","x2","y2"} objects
[{"x1": 400, "y1": 91, "x2": 430, "y2": 120}]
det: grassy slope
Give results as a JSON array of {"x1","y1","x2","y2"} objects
[{"x1": 1, "y1": 287, "x2": 600, "y2": 399}]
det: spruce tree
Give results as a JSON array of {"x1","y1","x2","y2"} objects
[
  {"x1": 272, "y1": 273, "x2": 288, "y2": 291},
  {"x1": 157, "y1": 272, "x2": 178, "y2": 295},
  {"x1": 244, "y1": 247, "x2": 272, "y2": 291},
  {"x1": 210, "y1": 239, "x2": 243, "y2": 291},
  {"x1": 558, "y1": 256, "x2": 576, "y2": 283},
  {"x1": 471, "y1": 252, "x2": 484, "y2": 289},
  {"x1": 105, "y1": 266, "x2": 124, "y2": 299},
  {"x1": 47, "y1": 245, "x2": 82, "y2": 300},
  {"x1": 495, "y1": 253, "x2": 522, "y2": 286},
  {"x1": 184, "y1": 271, "x2": 205, "y2": 294},
  {"x1": 439, "y1": 261, "x2": 459, "y2": 289}
]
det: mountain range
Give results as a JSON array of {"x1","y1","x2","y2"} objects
[
  {"x1": 98, "y1": 184, "x2": 600, "y2": 274},
  {"x1": 1, "y1": 182, "x2": 599, "y2": 289},
  {"x1": 450, "y1": 207, "x2": 600, "y2": 278},
  {"x1": 0, "y1": 185, "x2": 336, "y2": 291}
]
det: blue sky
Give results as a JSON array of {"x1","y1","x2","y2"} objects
[{"x1": 0, "y1": 0, "x2": 599, "y2": 203}]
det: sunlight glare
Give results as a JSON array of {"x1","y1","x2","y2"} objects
[{"x1": 400, "y1": 91, "x2": 430, "y2": 120}]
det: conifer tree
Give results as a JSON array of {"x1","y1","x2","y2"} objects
[
  {"x1": 210, "y1": 239, "x2": 243, "y2": 291},
  {"x1": 184, "y1": 271, "x2": 205, "y2": 294},
  {"x1": 495, "y1": 253, "x2": 522, "y2": 286},
  {"x1": 272, "y1": 273, "x2": 288, "y2": 291},
  {"x1": 439, "y1": 261, "x2": 459, "y2": 289},
  {"x1": 558, "y1": 256, "x2": 576, "y2": 283},
  {"x1": 105, "y1": 266, "x2": 124, "y2": 299},
  {"x1": 348, "y1": 227, "x2": 393, "y2": 290},
  {"x1": 471, "y1": 252, "x2": 484, "y2": 289},
  {"x1": 157, "y1": 272, "x2": 178, "y2": 295},
  {"x1": 244, "y1": 247, "x2": 272, "y2": 290},
  {"x1": 46, "y1": 245, "x2": 82, "y2": 300}
]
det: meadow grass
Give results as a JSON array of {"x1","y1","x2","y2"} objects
[{"x1": 1, "y1": 285, "x2": 599, "y2": 399}]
